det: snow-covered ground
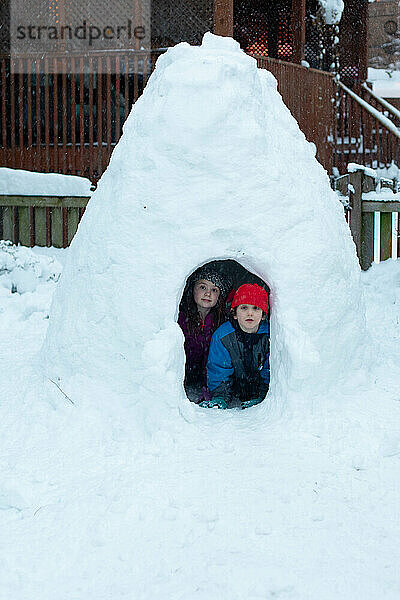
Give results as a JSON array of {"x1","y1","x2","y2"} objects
[
  {"x1": 368, "y1": 68, "x2": 400, "y2": 99},
  {"x1": 0, "y1": 244, "x2": 399, "y2": 599},
  {"x1": 1, "y1": 34, "x2": 400, "y2": 599}
]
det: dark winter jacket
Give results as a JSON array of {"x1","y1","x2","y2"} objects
[
  {"x1": 178, "y1": 310, "x2": 217, "y2": 388},
  {"x1": 207, "y1": 319, "x2": 270, "y2": 403}
]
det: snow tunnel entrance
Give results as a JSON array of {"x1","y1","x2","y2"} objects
[{"x1": 178, "y1": 260, "x2": 270, "y2": 409}]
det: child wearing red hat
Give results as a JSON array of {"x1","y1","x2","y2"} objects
[{"x1": 201, "y1": 283, "x2": 270, "y2": 410}]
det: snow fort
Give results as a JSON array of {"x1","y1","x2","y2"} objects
[{"x1": 42, "y1": 33, "x2": 367, "y2": 412}]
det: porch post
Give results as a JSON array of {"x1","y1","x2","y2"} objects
[
  {"x1": 358, "y1": 0, "x2": 369, "y2": 82},
  {"x1": 213, "y1": 0, "x2": 234, "y2": 37},
  {"x1": 339, "y1": 0, "x2": 369, "y2": 88},
  {"x1": 291, "y1": 0, "x2": 306, "y2": 64}
]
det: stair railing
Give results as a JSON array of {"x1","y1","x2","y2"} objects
[{"x1": 334, "y1": 81, "x2": 400, "y2": 174}]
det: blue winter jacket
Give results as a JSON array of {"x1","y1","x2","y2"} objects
[{"x1": 207, "y1": 319, "x2": 270, "y2": 402}]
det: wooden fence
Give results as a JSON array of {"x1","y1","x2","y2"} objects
[
  {"x1": 1, "y1": 169, "x2": 399, "y2": 268},
  {"x1": 334, "y1": 168, "x2": 400, "y2": 270},
  {"x1": 0, "y1": 195, "x2": 89, "y2": 247}
]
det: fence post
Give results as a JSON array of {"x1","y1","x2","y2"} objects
[
  {"x1": 361, "y1": 173, "x2": 375, "y2": 271},
  {"x1": 213, "y1": 0, "x2": 233, "y2": 36},
  {"x1": 348, "y1": 169, "x2": 363, "y2": 264},
  {"x1": 398, "y1": 208, "x2": 400, "y2": 259},
  {"x1": 348, "y1": 169, "x2": 377, "y2": 270},
  {"x1": 361, "y1": 210, "x2": 374, "y2": 270}
]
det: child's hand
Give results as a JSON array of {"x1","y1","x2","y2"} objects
[
  {"x1": 199, "y1": 397, "x2": 228, "y2": 409},
  {"x1": 241, "y1": 397, "x2": 263, "y2": 410}
]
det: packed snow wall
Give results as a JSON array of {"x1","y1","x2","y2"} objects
[{"x1": 42, "y1": 33, "x2": 366, "y2": 409}]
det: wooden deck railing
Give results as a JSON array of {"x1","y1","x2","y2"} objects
[
  {"x1": 254, "y1": 57, "x2": 336, "y2": 174},
  {"x1": 256, "y1": 58, "x2": 400, "y2": 175},
  {"x1": 334, "y1": 167, "x2": 400, "y2": 270},
  {"x1": 361, "y1": 83, "x2": 400, "y2": 130},
  {"x1": 0, "y1": 51, "x2": 399, "y2": 182},
  {"x1": 0, "y1": 51, "x2": 163, "y2": 182}
]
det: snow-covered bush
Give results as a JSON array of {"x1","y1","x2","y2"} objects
[
  {"x1": 0, "y1": 241, "x2": 62, "y2": 294},
  {"x1": 318, "y1": 0, "x2": 344, "y2": 24}
]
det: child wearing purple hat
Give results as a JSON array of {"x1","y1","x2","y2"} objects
[{"x1": 178, "y1": 265, "x2": 230, "y2": 403}]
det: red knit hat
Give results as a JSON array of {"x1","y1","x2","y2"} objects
[{"x1": 231, "y1": 284, "x2": 269, "y2": 313}]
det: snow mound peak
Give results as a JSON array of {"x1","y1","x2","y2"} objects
[{"x1": 42, "y1": 34, "x2": 367, "y2": 414}]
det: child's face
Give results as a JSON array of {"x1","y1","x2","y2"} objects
[
  {"x1": 234, "y1": 304, "x2": 264, "y2": 333},
  {"x1": 193, "y1": 279, "x2": 220, "y2": 311}
]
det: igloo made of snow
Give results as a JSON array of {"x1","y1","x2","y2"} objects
[{"x1": 42, "y1": 33, "x2": 366, "y2": 410}]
